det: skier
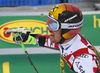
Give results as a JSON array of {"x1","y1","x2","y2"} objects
[{"x1": 6, "y1": 3, "x2": 100, "y2": 73}]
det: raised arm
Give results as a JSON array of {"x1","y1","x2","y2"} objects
[{"x1": 5, "y1": 27, "x2": 60, "y2": 49}]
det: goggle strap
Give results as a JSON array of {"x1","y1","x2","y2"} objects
[{"x1": 61, "y1": 19, "x2": 83, "y2": 29}]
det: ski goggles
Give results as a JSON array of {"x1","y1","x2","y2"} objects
[{"x1": 47, "y1": 16, "x2": 83, "y2": 31}]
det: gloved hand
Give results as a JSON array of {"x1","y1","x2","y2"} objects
[{"x1": 5, "y1": 27, "x2": 36, "y2": 44}]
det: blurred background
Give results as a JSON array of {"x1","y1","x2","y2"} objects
[
  {"x1": 0, "y1": 0, "x2": 100, "y2": 12},
  {"x1": 0, "y1": 0, "x2": 100, "y2": 73}
]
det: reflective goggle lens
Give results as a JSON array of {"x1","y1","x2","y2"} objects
[{"x1": 47, "y1": 16, "x2": 59, "y2": 31}]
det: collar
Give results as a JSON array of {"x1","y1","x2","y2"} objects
[{"x1": 60, "y1": 34, "x2": 78, "y2": 50}]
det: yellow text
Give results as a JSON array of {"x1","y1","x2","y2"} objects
[
  {"x1": 93, "y1": 15, "x2": 100, "y2": 28},
  {"x1": 2, "y1": 62, "x2": 10, "y2": 73}
]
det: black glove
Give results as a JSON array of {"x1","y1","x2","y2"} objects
[{"x1": 5, "y1": 27, "x2": 31, "y2": 43}]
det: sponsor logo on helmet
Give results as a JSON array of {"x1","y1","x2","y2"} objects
[
  {"x1": 50, "y1": 5, "x2": 59, "y2": 13},
  {"x1": 64, "y1": 14, "x2": 77, "y2": 22},
  {"x1": 0, "y1": 20, "x2": 49, "y2": 43}
]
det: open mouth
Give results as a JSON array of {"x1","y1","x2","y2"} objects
[{"x1": 50, "y1": 33, "x2": 54, "y2": 36}]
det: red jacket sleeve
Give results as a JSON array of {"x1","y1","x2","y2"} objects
[{"x1": 35, "y1": 34, "x2": 60, "y2": 50}]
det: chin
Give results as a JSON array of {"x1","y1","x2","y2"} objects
[
  {"x1": 50, "y1": 38, "x2": 60, "y2": 43},
  {"x1": 50, "y1": 39, "x2": 55, "y2": 43},
  {"x1": 50, "y1": 40, "x2": 54, "y2": 43},
  {"x1": 50, "y1": 40, "x2": 57, "y2": 43}
]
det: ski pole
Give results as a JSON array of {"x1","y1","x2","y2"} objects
[{"x1": 19, "y1": 42, "x2": 38, "y2": 73}]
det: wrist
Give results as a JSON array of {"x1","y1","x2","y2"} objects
[{"x1": 26, "y1": 35, "x2": 36, "y2": 44}]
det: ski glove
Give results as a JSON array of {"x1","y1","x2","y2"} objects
[{"x1": 5, "y1": 27, "x2": 36, "y2": 44}]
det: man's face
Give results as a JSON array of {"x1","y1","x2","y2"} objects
[{"x1": 47, "y1": 27, "x2": 61, "y2": 43}]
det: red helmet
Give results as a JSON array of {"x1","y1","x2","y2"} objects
[{"x1": 47, "y1": 3, "x2": 83, "y2": 42}]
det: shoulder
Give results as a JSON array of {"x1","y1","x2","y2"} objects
[{"x1": 73, "y1": 53, "x2": 99, "y2": 73}]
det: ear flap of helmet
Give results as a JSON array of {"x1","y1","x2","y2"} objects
[{"x1": 61, "y1": 28, "x2": 81, "y2": 39}]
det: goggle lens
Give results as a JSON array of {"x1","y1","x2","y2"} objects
[{"x1": 47, "y1": 16, "x2": 59, "y2": 31}]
